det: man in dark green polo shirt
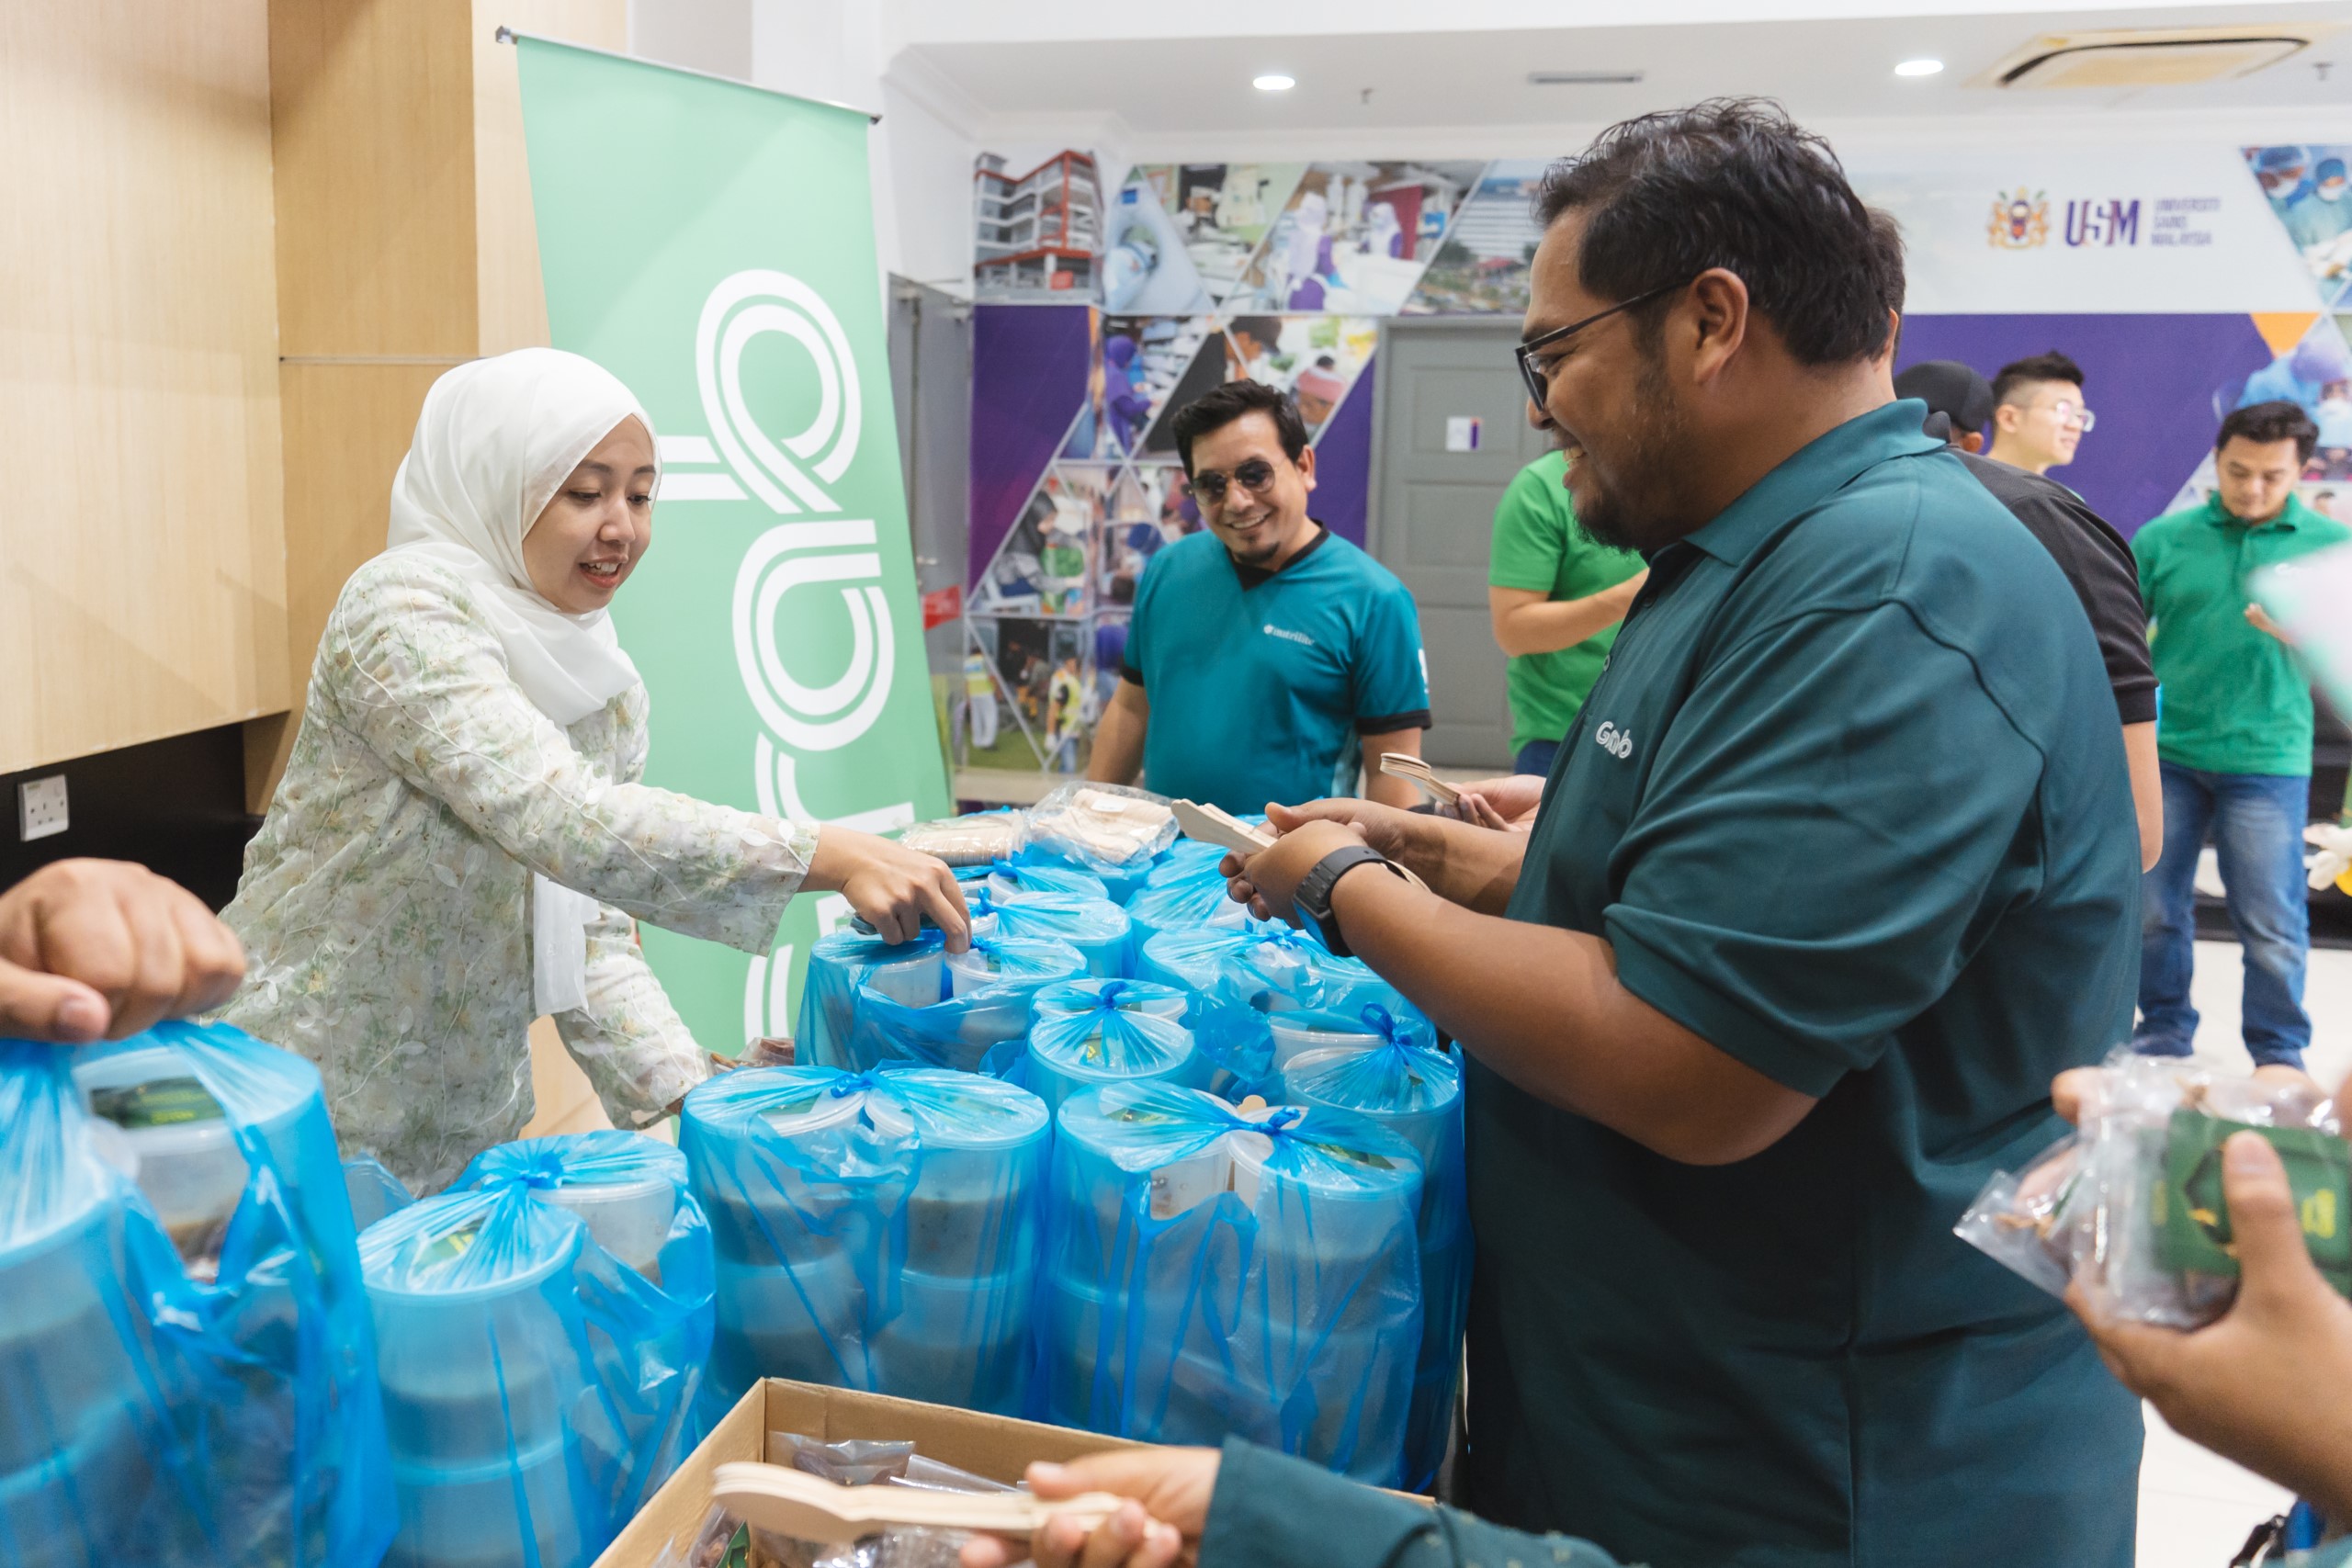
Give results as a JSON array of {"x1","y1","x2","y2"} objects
[
  {"x1": 2133, "y1": 400, "x2": 2348, "y2": 1073},
  {"x1": 1218, "y1": 101, "x2": 2143, "y2": 1568},
  {"x1": 1488, "y1": 451, "x2": 1646, "y2": 776}
]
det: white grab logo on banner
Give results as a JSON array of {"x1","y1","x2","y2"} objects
[{"x1": 653, "y1": 268, "x2": 916, "y2": 1037}]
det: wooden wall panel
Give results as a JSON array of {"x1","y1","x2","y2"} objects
[
  {"x1": 0, "y1": 0, "x2": 290, "y2": 776},
  {"x1": 269, "y1": 0, "x2": 479, "y2": 358}
]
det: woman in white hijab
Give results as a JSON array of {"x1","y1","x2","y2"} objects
[{"x1": 220, "y1": 349, "x2": 966, "y2": 1191}]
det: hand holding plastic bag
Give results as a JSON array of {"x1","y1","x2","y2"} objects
[{"x1": 1958, "y1": 1052, "x2": 2346, "y2": 1328}]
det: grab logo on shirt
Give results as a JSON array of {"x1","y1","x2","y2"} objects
[
  {"x1": 1594, "y1": 720, "x2": 1635, "y2": 760},
  {"x1": 1262, "y1": 622, "x2": 1317, "y2": 648}
]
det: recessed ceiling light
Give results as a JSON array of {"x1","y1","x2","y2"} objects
[
  {"x1": 1253, "y1": 73, "x2": 1295, "y2": 92},
  {"x1": 1894, "y1": 57, "x2": 1946, "y2": 76}
]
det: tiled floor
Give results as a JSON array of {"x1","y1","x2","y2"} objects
[{"x1": 2135, "y1": 939, "x2": 2352, "y2": 1567}]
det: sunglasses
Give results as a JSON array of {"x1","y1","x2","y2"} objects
[
  {"x1": 1190, "y1": 457, "x2": 1280, "y2": 503},
  {"x1": 1514, "y1": 279, "x2": 1690, "y2": 410}
]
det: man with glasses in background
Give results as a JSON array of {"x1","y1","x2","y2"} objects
[
  {"x1": 1086, "y1": 379, "x2": 1430, "y2": 814},
  {"x1": 1985, "y1": 349, "x2": 2095, "y2": 478}
]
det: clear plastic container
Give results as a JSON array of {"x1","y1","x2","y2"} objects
[
  {"x1": 1280, "y1": 1044, "x2": 1457, "y2": 1177},
  {"x1": 867, "y1": 1091, "x2": 1051, "y2": 1279},
  {"x1": 530, "y1": 1173, "x2": 674, "y2": 1282},
  {"x1": 1228, "y1": 1119, "x2": 1421, "y2": 1270},
  {"x1": 944, "y1": 939, "x2": 1087, "y2": 998},
  {"x1": 383, "y1": 1437, "x2": 584, "y2": 1568},
  {"x1": 868, "y1": 1268, "x2": 1035, "y2": 1416},
  {"x1": 1265, "y1": 1016, "x2": 1381, "y2": 1073},
  {"x1": 863, "y1": 948, "x2": 944, "y2": 1009},
  {"x1": 0, "y1": 1410, "x2": 152, "y2": 1568},
  {"x1": 367, "y1": 1217, "x2": 584, "y2": 1471},
  {"x1": 72, "y1": 1045, "x2": 303, "y2": 1269},
  {"x1": 0, "y1": 1184, "x2": 150, "y2": 1477},
  {"x1": 709, "y1": 1250, "x2": 867, "y2": 1392}
]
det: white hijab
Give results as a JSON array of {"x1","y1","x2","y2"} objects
[{"x1": 385, "y1": 348, "x2": 657, "y2": 1016}]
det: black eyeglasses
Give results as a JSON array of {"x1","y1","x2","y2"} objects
[
  {"x1": 1514, "y1": 279, "x2": 1690, "y2": 410},
  {"x1": 1190, "y1": 457, "x2": 1279, "y2": 503}
]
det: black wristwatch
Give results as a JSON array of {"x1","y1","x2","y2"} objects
[{"x1": 1295, "y1": 844, "x2": 1405, "y2": 957}]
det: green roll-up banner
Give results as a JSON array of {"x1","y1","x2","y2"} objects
[{"x1": 514, "y1": 37, "x2": 949, "y2": 1053}]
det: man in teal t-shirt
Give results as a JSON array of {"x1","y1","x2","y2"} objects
[
  {"x1": 1088, "y1": 379, "x2": 1431, "y2": 817},
  {"x1": 1487, "y1": 450, "x2": 1646, "y2": 775},
  {"x1": 2133, "y1": 400, "x2": 2349, "y2": 1072}
]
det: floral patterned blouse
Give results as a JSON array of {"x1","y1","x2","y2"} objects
[{"x1": 220, "y1": 553, "x2": 819, "y2": 1193}]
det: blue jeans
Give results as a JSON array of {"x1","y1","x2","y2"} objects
[
  {"x1": 2137, "y1": 761, "x2": 2311, "y2": 1068},
  {"x1": 1513, "y1": 739, "x2": 1560, "y2": 777}
]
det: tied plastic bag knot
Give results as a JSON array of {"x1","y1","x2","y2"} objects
[{"x1": 1260, "y1": 1106, "x2": 1306, "y2": 1135}]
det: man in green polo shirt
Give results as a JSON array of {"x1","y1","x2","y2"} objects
[
  {"x1": 1488, "y1": 451, "x2": 1646, "y2": 776},
  {"x1": 2133, "y1": 400, "x2": 2348, "y2": 1073},
  {"x1": 1216, "y1": 101, "x2": 2143, "y2": 1568}
]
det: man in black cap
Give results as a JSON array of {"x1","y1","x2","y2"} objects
[{"x1": 1894, "y1": 358, "x2": 2161, "y2": 868}]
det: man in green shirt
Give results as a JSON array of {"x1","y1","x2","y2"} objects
[
  {"x1": 1220, "y1": 100, "x2": 2141, "y2": 1568},
  {"x1": 2132, "y1": 400, "x2": 2349, "y2": 1073},
  {"x1": 1487, "y1": 451, "x2": 1646, "y2": 775}
]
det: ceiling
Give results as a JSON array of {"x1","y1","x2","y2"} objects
[{"x1": 901, "y1": 3, "x2": 2352, "y2": 144}]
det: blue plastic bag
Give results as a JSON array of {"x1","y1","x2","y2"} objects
[
  {"x1": 1136, "y1": 925, "x2": 1417, "y2": 1095},
  {"x1": 1277, "y1": 1017, "x2": 1469, "y2": 1493},
  {"x1": 357, "y1": 1170, "x2": 686, "y2": 1561},
  {"x1": 1134, "y1": 837, "x2": 1231, "y2": 894},
  {"x1": 681, "y1": 1066, "x2": 1050, "y2": 1422},
  {"x1": 987, "y1": 892, "x2": 1134, "y2": 978},
  {"x1": 1015, "y1": 979, "x2": 1205, "y2": 1113},
  {"x1": 985, "y1": 856, "x2": 1110, "y2": 905},
  {"x1": 849, "y1": 935, "x2": 1087, "y2": 1074},
  {"x1": 797, "y1": 929, "x2": 948, "y2": 1069},
  {"x1": 1021, "y1": 784, "x2": 1180, "y2": 898},
  {"x1": 344, "y1": 1156, "x2": 414, "y2": 1233},
  {"x1": 1122, "y1": 862, "x2": 1251, "y2": 969},
  {"x1": 0, "y1": 1021, "x2": 394, "y2": 1567},
  {"x1": 451, "y1": 1134, "x2": 718, "y2": 1479},
  {"x1": 1039, "y1": 1083, "x2": 1423, "y2": 1483}
]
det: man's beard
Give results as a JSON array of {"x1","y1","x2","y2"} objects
[{"x1": 1572, "y1": 355, "x2": 1701, "y2": 555}]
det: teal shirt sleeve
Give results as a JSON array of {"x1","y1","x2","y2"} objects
[
  {"x1": 1352, "y1": 580, "x2": 1432, "y2": 728},
  {"x1": 1124, "y1": 550, "x2": 1159, "y2": 684},
  {"x1": 1603, "y1": 602, "x2": 2048, "y2": 1096},
  {"x1": 1200, "y1": 1439, "x2": 1631, "y2": 1568}
]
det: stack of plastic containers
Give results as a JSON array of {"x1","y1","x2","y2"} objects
[
  {"x1": 1279, "y1": 1016, "x2": 1469, "y2": 1492},
  {"x1": 1022, "y1": 783, "x2": 1181, "y2": 905},
  {"x1": 1039, "y1": 1083, "x2": 1423, "y2": 1484},
  {"x1": 1123, "y1": 863, "x2": 1250, "y2": 970},
  {"x1": 989, "y1": 893, "x2": 1134, "y2": 979},
  {"x1": 448, "y1": 1133, "x2": 718, "y2": 1506},
  {"x1": 2, "y1": 1023, "x2": 393, "y2": 1568},
  {"x1": 797, "y1": 929, "x2": 948, "y2": 1069},
  {"x1": 1138, "y1": 924, "x2": 1416, "y2": 1094},
  {"x1": 853, "y1": 934, "x2": 1088, "y2": 1074},
  {"x1": 363, "y1": 1191, "x2": 604, "y2": 1568},
  {"x1": 1018, "y1": 978, "x2": 1204, "y2": 1114},
  {"x1": 683, "y1": 1067, "x2": 1050, "y2": 1421}
]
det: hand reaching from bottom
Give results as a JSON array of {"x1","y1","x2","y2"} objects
[{"x1": 960, "y1": 1450, "x2": 1222, "y2": 1568}]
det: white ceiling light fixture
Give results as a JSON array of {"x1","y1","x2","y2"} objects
[
  {"x1": 1252, "y1": 73, "x2": 1295, "y2": 92},
  {"x1": 1894, "y1": 58, "x2": 1945, "y2": 77},
  {"x1": 1975, "y1": 26, "x2": 2333, "y2": 89},
  {"x1": 1528, "y1": 70, "x2": 1645, "y2": 85}
]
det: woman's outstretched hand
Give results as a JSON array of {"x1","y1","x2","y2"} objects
[{"x1": 807, "y1": 828, "x2": 971, "y2": 951}]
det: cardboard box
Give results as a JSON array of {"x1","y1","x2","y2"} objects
[{"x1": 595, "y1": 1381, "x2": 1148, "y2": 1567}]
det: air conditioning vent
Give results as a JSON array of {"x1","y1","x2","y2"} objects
[{"x1": 1976, "y1": 26, "x2": 2328, "y2": 89}]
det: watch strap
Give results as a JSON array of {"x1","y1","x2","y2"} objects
[{"x1": 1296, "y1": 844, "x2": 1396, "y2": 958}]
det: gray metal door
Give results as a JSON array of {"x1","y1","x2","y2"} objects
[
  {"x1": 887, "y1": 277, "x2": 971, "y2": 674},
  {"x1": 1367, "y1": 319, "x2": 1556, "y2": 769}
]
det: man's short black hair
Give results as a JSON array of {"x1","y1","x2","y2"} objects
[
  {"x1": 1227, "y1": 316, "x2": 1281, "y2": 347},
  {"x1": 2216, "y1": 400, "x2": 2320, "y2": 464},
  {"x1": 1532, "y1": 97, "x2": 1902, "y2": 366},
  {"x1": 1170, "y1": 379, "x2": 1308, "y2": 474},
  {"x1": 1991, "y1": 351, "x2": 2085, "y2": 408}
]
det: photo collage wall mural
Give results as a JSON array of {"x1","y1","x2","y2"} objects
[
  {"x1": 961, "y1": 143, "x2": 2352, "y2": 776},
  {"x1": 960, "y1": 154, "x2": 1550, "y2": 773}
]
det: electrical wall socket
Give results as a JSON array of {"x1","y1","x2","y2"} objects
[{"x1": 17, "y1": 775, "x2": 68, "y2": 841}]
